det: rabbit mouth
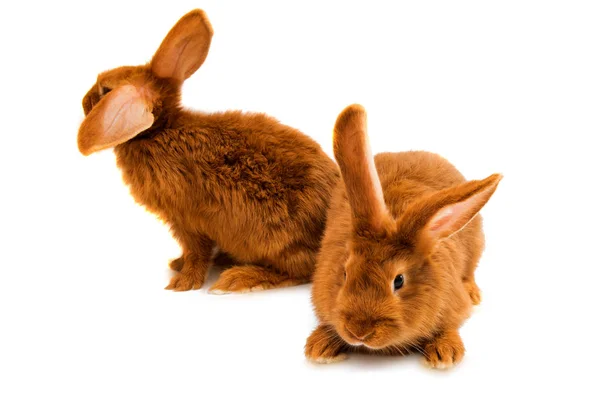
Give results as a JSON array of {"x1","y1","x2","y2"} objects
[
  {"x1": 337, "y1": 316, "x2": 399, "y2": 349},
  {"x1": 346, "y1": 340, "x2": 377, "y2": 349},
  {"x1": 340, "y1": 326, "x2": 386, "y2": 349},
  {"x1": 346, "y1": 339, "x2": 385, "y2": 351}
]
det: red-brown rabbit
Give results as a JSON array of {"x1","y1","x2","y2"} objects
[
  {"x1": 305, "y1": 104, "x2": 501, "y2": 368},
  {"x1": 77, "y1": 10, "x2": 338, "y2": 293}
]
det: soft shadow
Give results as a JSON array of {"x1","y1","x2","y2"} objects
[
  {"x1": 203, "y1": 264, "x2": 226, "y2": 288},
  {"x1": 305, "y1": 350, "x2": 465, "y2": 374},
  {"x1": 342, "y1": 352, "x2": 419, "y2": 371}
]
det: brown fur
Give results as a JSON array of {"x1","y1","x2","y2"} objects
[
  {"x1": 77, "y1": 10, "x2": 338, "y2": 292},
  {"x1": 305, "y1": 104, "x2": 501, "y2": 368}
]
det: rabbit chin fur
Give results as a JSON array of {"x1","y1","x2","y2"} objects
[
  {"x1": 78, "y1": 9, "x2": 339, "y2": 292},
  {"x1": 306, "y1": 104, "x2": 501, "y2": 369}
]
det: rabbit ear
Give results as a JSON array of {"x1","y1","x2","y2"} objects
[
  {"x1": 399, "y1": 174, "x2": 502, "y2": 252},
  {"x1": 333, "y1": 104, "x2": 390, "y2": 232},
  {"x1": 78, "y1": 85, "x2": 154, "y2": 155},
  {"x1": 151, "y1": 9, "x2": 213, "y2": 81}
]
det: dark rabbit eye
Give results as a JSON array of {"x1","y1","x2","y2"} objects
[
  {"x1": 393, "y1": 274, "x2": 404, "y2": 291},
  {"x1": 343, "y1": 270, "x2": 347, "y2": 280},
  {"x1": 100, "y1": 86, "x2": 112, "y2": 96}
]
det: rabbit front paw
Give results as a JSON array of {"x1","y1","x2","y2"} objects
[
  {"x1": 422, "y1": 330, "x2": 465, "y2": 369},
  {"x1": 305, "y1": 324, "x2": 348, "y2": 364}
]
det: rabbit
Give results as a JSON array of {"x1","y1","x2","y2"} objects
[
  {"x1": 304, "y1": 104, "x2": 502, "y2": 368},
  {"x1": 77, "y1": 9, "x2": 339, "y2": 293}
]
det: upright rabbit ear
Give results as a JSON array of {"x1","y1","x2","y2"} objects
[
  {"x1": 399, "y1": 174, "x2": 503, "y2": 252},
  {"x1": 78, "y1": 85, "x2": 154, "y2": 155},
  {"x1": 333, "y1": 104, "x2": 390, "y2": 233},
  {"x1": 151, "y1": 9, "x2": 213, "y2": 81}
]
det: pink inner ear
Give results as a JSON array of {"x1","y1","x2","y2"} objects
[
  {"x1": 101, "y1": 86, "x2": 153, "y2": 142},
  {"x1": 427, "y1": 191, "x2": 485, "y2": 239},
  {"x1": 428, "y1": 207, "x2": 455, "y2": 232},
  {"x1": 78, "y1": 84, "x2": 154, "y2": 155},
  {"x1": 153, "y1": 36, "x2": 189, "y2": 79}
]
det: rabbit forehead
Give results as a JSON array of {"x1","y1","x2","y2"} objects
[
  {"x1": 348, "y1": 234, "x2": 416, "y2": 270},
  {"x1": 96, "y1": 66, "x2": 151, "y2": 87}
]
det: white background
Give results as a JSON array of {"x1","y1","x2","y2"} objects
[{"x1": 1, "y1": 1, "x2": 598, "y2": 397}]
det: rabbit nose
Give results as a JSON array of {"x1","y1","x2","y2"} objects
[{"x1": 345, "y1": 325, "x2": 374, "y2": 341}]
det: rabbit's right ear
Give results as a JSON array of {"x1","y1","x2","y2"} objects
[
  {"x1": 151, "y1": 9, "x2": 213, "y2": 81},
  {"x1": 398, "y1": 174, "x2": 502, "y2": 253},
  {"x1": 333, "y1": 104, "x2": 390, "y2": 233},
  {"x1": 78, "y1": 85, "x2": 154, "y2": 155}
]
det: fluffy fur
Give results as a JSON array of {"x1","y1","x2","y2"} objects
[
  {"x1": 78, "y1": 10, "x2": 338, "y2": 292},
  {"x1": 305, "y1": 104, "x2": 501, "y2": 368}
]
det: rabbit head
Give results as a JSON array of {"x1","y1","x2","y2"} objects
[{"x1": 78, "y1": 9, "x2": 213, "y2": 155}]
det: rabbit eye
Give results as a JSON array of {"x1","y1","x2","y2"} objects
[
  {"x1": 99, "y1": 86, "x2": 112, "y2": 96},
  {"x1": 393, "y1": 274, "x2": 404, "y2": 291}
]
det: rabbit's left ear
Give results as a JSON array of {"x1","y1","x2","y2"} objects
[
  {"x1": 399, "y1": 174, "x2": 502, "y2": 252},
  {"x1": 333, "y1": 104, "x2": 391, "y2": 233},
  {"x1": 77, "y1": 85, "x2": 154, "y2": 155}
]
